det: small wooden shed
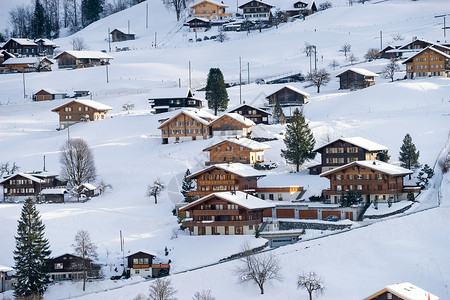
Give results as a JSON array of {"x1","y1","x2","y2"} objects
[
  {"x1": 110, "y1": 28, "x2": 136, "y2": 42},
  {"x1": 336, "y1": 68, "x2": 378, "y2": 90}
]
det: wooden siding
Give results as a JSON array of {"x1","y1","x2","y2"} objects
[
  {"x1": 2, "y1": 174, "x2": 60, "y2": 200},
  {"x1": 277, "y1": 209, "x2": 295, "y2": 218},
  {"x1": 190, "y1": 1, "x2": 232, "y2": 20},
  {"x1": 267, "y1": 87, "x2": 307, "y2": 106},
  {"x1": 159, "y1": 113, "x2": 209, "y2": 142},
  {"x1": 298, "y1": 210, "x2": 318, "y2": 219},
  {"x1": 229, "y1": 105, "x2": 270, "y2": 124},
  {"x1": 127, "y1": 252, "x2": 154, "y2": 269},
  {"x1": 57, "y1": 53, "x2": 110, "y2": 69},
  {"x1": 405, "y1": 49, "x2": 450, "y2": 79},
  {"x1": 205, "y1": 140, "x2": 264, "y2": 165},
  {"x1": 54, "y1": 102, "x2": 108, "y2": 123},
  {"x1": 209, "y1": 115, "x2": 250, "y2": 133},
  {"x1": 337, "y1": 71, "x2": 376, "y2": 90},
  {"x1": 111, "y1": 30, "x2": 135, "y2": 42}
]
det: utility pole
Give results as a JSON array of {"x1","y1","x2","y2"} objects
[
  {"x1": 106, "y1": 64, "x2": 109, "y2": 83},
  {"x1": 43, "y1": 155, "x2": 46, "y2": 172},
  {"x1": 188, "y1": 61, "x2": 191, "y2": 89},
  {"x1": 128, "y1": 20, "x2": 130, "y2": 34},
  {"x1": 146, "y1": 3, "x2": 148, "y2": 29},
  {"x1": 435, "y1": 14, "x2": 448, "y2": 38},
  {"x1": 247, "y1": 62, "x2": 250, "y2": 84},
  {"x1": 22, "y1": 72, "x2": 26, "y2": 98},
  {"x1": 313, "y1": 45, "x2": 317, "y2": 71},
  {"x1": 108, "y1": 27, "x2": 111, "y2": 52},
  {"x1": 380, "y1": 30, "x2": 383, "y2": 50},
  {"x1": 154, "y1": 32, "x2": 157, "y2": 48},
  {"x1": 239, "y1": 57, "x2": 242, "y2": 105}
]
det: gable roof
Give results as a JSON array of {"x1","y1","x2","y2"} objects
[
  {"x1": 80, "y1": 183, "x2": 96, "y2": 190},
  {"x1": 148, "y1": 87, "x2": 193, "y2": 99},
  {"x1": 180, "y1": 191, "x2": 275, "y2": 211},
  {"x1": 50, "y1": 253, "x2": 93, "y2": 262},
  {"x1": 336, "y1": 68, "x2": 379, "y2": 77},
  {"x1": 0, "y1": 265, "x2": 13, "y2": 273},
  {"x1": 209, "y1": 113, "x2": 255, "y2": 127},
  {"x1": 126, "y1": 250, "x2": 157, "y2": 258},
  {"x1": 34, "y1": 88, "x2": 67, "y2": 95},
  {"x1": 0, "y1": 172, "x2": 45, "y2": 184},
  {"x1": 51, "y1": 99, "x2": 113, "y2": 112},
  {"x1": 187, "y1": 17, "x2": 211, "y2": 23},
  {"x1": 203, "y1": 137, "x2": 271, "y2": 151},
  {"x1": 188, "y1": 162, "x2": 265, "y2": 179},
  {"x1": 402, "y1": 46, "x2": 450, "y2": 64},
  {"x1": 190, "y1": 0, "x2": 229, "y2": 8},
  {"x1": 55, "y1": 50, "x2": 113, "y2": 60},
  {"x1": 265, "y1": 85, "x2": 310, "y2": 98},
  {"x1": 35, "y1": 38, "x2": 58, "y2": 47},
  {"x1": 157, "y1": 109, "x2": 216, "y2": 128},
  {"x1": 5, "y1": 38, "x2": 37, "y2": 46},
  {"x1": 228, "y1": 103, "x2": 272, "y2": 115},
  {"x1": 314, "y1": 137, "x2": 388, "y2": 152},
  {"x1": 239, "y1": 0, "x2": 274, "y2": 9},
  {"x1": 40, "y1": 188, "x2": 68, "y2": 195},
  {"x1": 320, "y1": 160, "x2": 413, "y2": 177},
  {"x1": 2, "y1": 57, "x2": 53, "y2": 65},
  {"x1": 397, "y1": 38, "x2": 450, "y2": 51},
  {"x1": 111, "y1": 28, "x2": 136, "y2": 35},
  {"x1": 365, "y1": 282, "x2": 439, "y2": 300}
]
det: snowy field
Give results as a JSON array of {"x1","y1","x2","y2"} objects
[{"x1": 1, "y1": 0, "x2": 450, "y2": 299}]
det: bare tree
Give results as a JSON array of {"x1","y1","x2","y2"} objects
[
  {"x1": 59, "y1": 138, "x2": 97, "y2": 199},
  {"x1": 306, "y1": 68, "x2": 330, "y2": 93},
  {"x1": 97, "y1": 179, "x2": 113, "y2": 194},
  {"x1": 235, "y1": 245, "x2": 282, "y2": 295},
  {"x1": 149, "y1": 278, "x2": 177, "y2": 300},
  {"x1": 392, "y1": 33, "x2": 404, "y2": 42},
  {"x1": 71, "y1": 36, "x2": 87, "y2": 50},
  {"x1": 1, "y1": 162, "x2": 20, "y2": 177},
  {"x1": 318, "y1": 1, "x2": 332, "y2": 10},
  {"x1": 122, "y1": 102, "x2": 135, "y2": 114},
  {"x1": 364, "y1": 48, "x2": 380, "y2": 60},
  {"x1": 298, "y1": 272, "x2": 324, "y2": 300},
  {"x1": 146, "y1": 179, "x2": 166, "y2": 204},
  {"x1": 216, "y1": 31, "x2": 228, "y2": 43},
  {"x1": 346, "y1": 53, "x2": 358, "y2": 65},
  {"x1": 383, "y1": 58, "x2": 400, "y2": 82},
  {"x1": 192, "y1": 290, "x2": 215, "y2": 300},
  {"x1": 328, "y1": 59, "x2": 339, "y2": 70},
  {"x1": 303, "y1": 42, "x2": 313, "y2": 57},
  {"x1": 272, "y1": 9, "x2": 286, "y2": 28},
  {"x1": 133, "y1": 293, "x2": 147, "y2": 300},
  {"x1": 339, "y1": 43, "x2": 351, "y2": 57},
  {"x1": 72, "y1": 230, "x2": 98, "y2": 291},
  {"x1": 162, "y1": 0, "x2": 183, "y2": 21}
]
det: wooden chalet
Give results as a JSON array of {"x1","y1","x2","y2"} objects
[
  {"x1": 2, "y1": 56, "x2": 53, "y2": 73},
  {"x1": 0, "y1": 38, "x2": 58, "y2": 57},
  {"x1": 239, "y1": 0, "x2": 274, "y2": 21},
  {"x1": 40, "y1": 188, "x2": 68, "y2": 203},
  {"x1": 265, "y1": 85, "x2": 309, "y2": 106},
  {"x1": 77, "y1": 183, "x2": 99, "y2": 198},
  {"x1": 126, "y1": 251, "x2": 155, "y2": 277},
  {"x1": 186, "y1": 17, "x2": 211, "y2": 32},
  {"x1": 55, "y1": 51, "x2": 113, "y2": 69},
  {"x1": 149, "y1": 87, "x2": 203, "y2": 114},
  {"x1": 180, "y1": 191, "x2": 275, "y2": 235},
  {"x1": 385, "y1": 38, "x2": 450, "y2": 58},
  {"x1": 51, "y1": 99, "x2": 113, "y2": 129},
  {"x1": 110, "y1": 28, "x2": 136, "y2": 42},
  {"x1": 228, "y1": 103, "x2": 271, "y2": 124},
  {"x1": 320, "y1": 160, "x2": 415, "y2": 204},
  {"x1": 208, "y1": 113, "x2": 255, "y2": 137},
  {"x1": 35, "y1": 38, "x2": 58, "y2": 56},
  {"x1": 33, "y1": 88, "x2": 67, "y2": 101},
  {"x1": 187, "y1": 162, "x2": 265, "y2": 198},
  {"x1": 310, "y1": 137, "x2": 388, "y2": 174},
  {"x1": 364, "y1": 282, "x2": 439, "y2": 300},
  {"x1": 189, "y1": 0, "x2": 232, "y2": 21},
  {"x1": 402, "y1": 46, "x2": 450, "y2": 79},
  {"x1": 47, "y1": 254, "x2": 100, "y2": 280},
  {"x1": 158, "y1": 110, "x2": 215, "y2": 144},
  {"x1": 203, "y1": 137, "x2": 270, "y2": 165},
  {"x1": 0, "y1": 171, "x2": 62, "y2": 201},
  {"x1": 336, "y1": 68, "x2": 379, "y2": 90},
  {"x1": 379, "y1": 45, "x2": 400, "y2": 59},
  {"x1": 283, "y1": 1, "x2": 317, "y2": 18},
  {"x1": 0, "y1": 265, "x2": 13, "y2": 293}
]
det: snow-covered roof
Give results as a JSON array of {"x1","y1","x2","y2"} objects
[
  {"x1": 157, "y1": 109, "x2": 215, "y2": 128},
  {"x1": 52, "y1": 99, "x2": 113, "y2": 112},
  {"x1": 0, "y1": 265, "x2": 13, "y2": 272},
  {"x1": 0, "y1": 172, "x2": 44, "y2": 184},
  {"x1": 398, "y1": 38, "x2": 450, "y2": 51},
  {"x1": 320, "y1": 160, "x2": 413, "y2": 177},
  {"x1": 148, "y1": 87, "x2": 193, "y2": 99},
  {"x1": 239, "y1": 0, "x2": 274, "y2": 9},
  {"x1": 266, "y1": 85, "x2": 310, "y2": 98},
  {"x1": 228, "y1": 103, "x2": 272, "y2": 115},
  {"x1": 126, "y1": 250, "x2": 158, "y2": 257},
  {"x1": 402, "y1": 46, "x2": 450, "y2": 64},
  {"x1": 55, "y1": 50, "x2": 113, "y2": 60},
  {"x1": 180, "y1": 191, "x2": 275, "y2": 211},
  {"x1": 2, "y1": 57, "x2": 52, "y2": 65},
  {"x1": 190, "y1": 0, "x2": 229, "y2": 8},
  {"x1": 187, "y1": 17, "x2": 211, "y2": 23},
  {"x1": 7, "y1": 38, "x2": 37, "y2": 46},
  {"x1": 35, "y1": 88, "x2": 67, "y2": 95},
  {"x1": 188, "y1": 162, "x2": 265, "y2": 179},
  {"x1": 35, "y1": 38, "x2": 58, "y2": 46},
  {"x1": 314, "y1": 137, "x2": 388, "y2": 152},
  {"x1": 112, "y1": 28, "x2": 136, "y2": 35},
  {"x1": 40, "y1": 188, "x2": 68, "y2": 195},
  {"x1": 336, "y1": 68, "x2": 379, "y2": 77},
  {"x1": 81, "y1": 183, "x2": 96, "y2": 190},
  {"x1": 203, "y1": 137, "x2": 270, "y2": 151},
  {"x1": 209, "y1": 113, "x2": 255, "y2": 127},
  {"x1": 366, "y1": 282, "x2": 439, "y2": 300}
]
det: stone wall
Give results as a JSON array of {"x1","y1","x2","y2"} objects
[
  {"x1": 279, "y1": 221, "x2": 352, "y2": 231},
  {"x1": 364, "y1": 202, "x2": 414, "y2": 219}
]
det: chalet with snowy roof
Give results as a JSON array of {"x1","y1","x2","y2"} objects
[
  {"x1": 320, "y1": 160, "x2": 417, "y2": 204},
  {"x1": 203, "y1": 137, "x2": 270, "y2": 165},
  {"x1": 364, "y1": 282, "x2": 439, "y2": 300},
  {"x1": 379, "y1": 45, "x2": 400, "y2": 59},
  {"x1": 0, "y1": 265, "x2": 13, "y2": 293},
  {"x1": 51, "y1": 99, "x2": 113, "y2": 129},
  {"x1": 148, "y1": 87, "x2": 203, "y2": 114},
  {"x1": 187, "y1": 163, "x2": 265, "y2": 198},
  {"x1": 126, "y1": 251, "x2": 156, "y2": 277},
  {"x1": 180, "y1": 191, "x2": 275, "y2": 235},
  {"x1": 255, "y1": 185, "x2": 304, "y2": 201},
  {"x1": 228, "y1": 103, "x2": 271, "y2": 124},
  {"x1": 310, "y1": 137, "x2": 388, "y2": 174},
  {"x1": 2, "y1": 56, "x2": 53, "y2": 73},
  {"x1": 402, "y1": 46, "x2": 450, "y2": 79},
  {"x1": 239, "y1": 0, "x2": 274, "y2": 21},
  {"x1": 158, "y1": 110, "x2": 215, "y2": 144},
  {"x1": 265, "y1": 85, "x2": 309, "y2": 106},
  {"x1": 33, "y1": 89, "x2": 67, "y2": 101},
  {"x1": 0, "y1": 171, "x2": 62, "y2": 201},
  {"x1": 336, "y1": 68, "x2": 379, "y2": 90},
  {"x1": 185, "y1": 17, "x2": 211, "y2": 32},
  {"x1": 76, "y1": 183, "x2": 99, "y2": 198},
  {"x1": 55, "y1": 51, "x2": 113, "y2": 69},
  {"x1": 208, "y1": 113, "x2": 255, "y2": 137},
  {"x1": 110, "y1": 28, "x2": 136, "y2": 42},
  {"x1": 39, "y1": 187, "x2": 68, "y2": 203},
  {"x1": 0, "y1": 38, "x2": 58, "y2": 57},
  {"x1": 385, "y1": 38, "x2": 450, "y2": 58},
  {"x1": 47, "y1": 254, "x2": 101, "y2": 281},
  {"x1": 190, "y1": 0, "x2": 232, "y2": 21},
  {"x1": 283, "y1": 1, "x2": 317, "y2": 18}
]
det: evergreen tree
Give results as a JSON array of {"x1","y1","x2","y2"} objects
[
  {"x1": 205, "y1": 68, "x2": 229, "y2": 115},
  {"x1": 81, "y1": 0, "x2": 104, "y2": 27},
  {"x1": 416, "y1": 164, "x2": 434, "y2": 189},
  {"x1": 180, "y1": 169, "x2": 195, "y2": 202},
  {"x1": 376, "y1": 150, "x2": 390, "y2": 162},
  {"x1": 32, "y1": 0, "x2": 46, "y2": 38},
  {"x1": 13, "y1": 197, "x2": 52, "y2": 298},
  {"x1": 281, "y1": 108, "x2": 316, "y2": 172},
  {"x1": 339, "y1": 190, "x2": 363, "y2": 207},
  {"x1": 272, "y1": 101, "x2": 286, "y2": 124},
  {"x1": 407, "y1": 191, "x2": 415, "y2": 202},
  {"x1": 399, "y1": 133, "x2": 420, "y2": 179}
]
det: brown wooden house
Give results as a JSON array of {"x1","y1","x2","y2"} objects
[
  {"x1": 403, "y1": 46, "x2": 450, "y2": 79},
  {"x1": 1, "y1": 38, "x2": 58, "y2": 57},
  {"x1": 228, "y1": 103, "x2": 271, "y2": 124},
  {"x1": 149, "y1": 87, "x2": 203, "y2": 114},
  {"x1": 187, "y1": 162, "x2": 265, "y2": 198},
  {"x1": 51, "y1": 99, "x2": 113, "y2": 129},
  {"x1": 265, "y1": 85, "x2": 309, "y2": 106},
  {"x1": 47, "y1": 254, "x2": 100, "y2": 280},
  {"x1": 158, "y1": 110, "x2": 216, "y2": 144},
  {"x1": 190, "y1": 0, "x2": 232, "y2": 21},
  {"x1": 0, "y1": 171, "x2": 62, "y2": 201},
  {"x1": 379, "y1": 45, "x2": 400, "y2": 59},
  {"x1": 364, "y1": 282, "x2": 439, "y2": 300},
  {"x1": 239, "y1": 0, "x2": 274, "y2": 21},
  {"x1": 180, "y1": 191, "x2": 275, "y2": 235},
  {"x1": 55, "y1": 51, "x2": 113, "y2": 69},
  {"x1": 208, "y1": 113, "x2": 255, "y2": 137},
  {"x1": 320, "y1": 160, "x2": 414, "y2": 204},
  {"x1": 125, "y1": 251, "x2": 156, "y2": 278},
  {"x1": 336, "y1": 68, "x2": 378, "y2": 90},
  {"x1": 310, "y1": 137, "x2": 388, "y2": 174},
  {"x1": 185, "y1": 17, "x2": 211, "y2": 32},
  {"x1": 33, "y1": 89, "x2": 67, "y2": 101},
  {"x1": 284, "y1": 1, "x2": 317, "y2": 18},
  {"x1": 2, "y1": 56, "x2": 53, "y2": 73},
  {"x1": 110, "y1": 28, "x2": 136, "y2": 42},
  {"x1": 203, "y1": 137, "x2": 270, "y2": 165}
]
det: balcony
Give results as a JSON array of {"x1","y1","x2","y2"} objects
[
  {"x1": 192, "y1": 209, "x2": 240, "y2": 216},
  {"x1": 197, "y1": 180, "x2": 237, "y2": 185},
  {"x1": 182, "y1": 219, "x2": 261, "y2": 227},
  {"x1": 322, "y1": 188, "x2": 404, "y2": 196}
]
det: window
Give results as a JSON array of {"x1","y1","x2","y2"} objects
[
  {"x1": 356, "y1": 174, "x2": 362, "y2": 179},
  {"x1": 269, "y1": 194, "x2": 274, "y2": 200},
  {"x1": 278, "y1": 194, "x2": 283, "y2": 201},
  {"x1": 78, "y1": 107, "x2": 82, "y2": 111},
  {"x1": 54, "y1": 263, "x2": 63, "y2": 269},
  {"x1": 336, "y1": 185, "x2": 342, "y2": 191},
  {"x1": 348, "y1": 174, "x2": 352, "y2": 180},
  {"x1": 357, "y1": 185, "x2": 362, "y2": 190},
  {"x1": 135, "y1": 270, "x2": 140, "y2": 274},
  {"x1": 144, "y1": 258, "x2": 149, "y2": 264},
  {"x1": 133, "y1": 259, "x2": 139, "y2": 265},
  {"x1": 347, "y1": 147, "x2": 358, "y2": 153},
  {"x1": 377, "y1": 174, "x2": 383, "y2": 180},
  {"x1": 336, "y1": 175, "x2": 342, "y2": 180}
]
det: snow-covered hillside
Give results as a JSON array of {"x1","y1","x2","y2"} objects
[{"x1": 0, "y1": 0, "x2": 449, "y2": 299}]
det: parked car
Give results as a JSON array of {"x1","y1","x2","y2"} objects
[
  {"x1": 188, "y1": 38, "x2": 193, "y2": 43},
  {"x1": 255, "y1": 78, "x2": 265, "y2": 84},
  {"x1": 324, "y1": 215, "x2": 339, "y2": 222},
  {"x1": 203, "y1": 36, "x2": 210, "y2": 40},
  {"x1": 196, "y1": 38, "x2": 202, "y2": 42},
  {"x1": 100, "y1": 50, "x2": 107, "y2": 53},
  {"x1": 210, "y1": 35, "x2": 217, "y2": 40},
  {"x1": 121, "y1": 47, "x2": 130, "y2": 51}
]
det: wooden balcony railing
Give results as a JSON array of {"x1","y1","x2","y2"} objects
[
  {"x1": 182, "y1": 219, "x2": 261, "y2": 227},
  {"x1": 192, "y1": 209, "x2": 240, "y2": 216}
]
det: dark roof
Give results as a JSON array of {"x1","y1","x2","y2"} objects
[
  {"x1": 228, "y1": 103, "x2": 272, "y2": 115},
  {"x1": 239, "y1": 0, "x2": 274, "y2": 9}
]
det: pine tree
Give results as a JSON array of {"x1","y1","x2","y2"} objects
[
  {"x1": 181, "y1": 169, "x2": 195, "y2": 202},
  {"x1": 13, "y1": 197, "x2": 52, "y2": 298},
  {"x1": 376, "y1": 150, "x2": 390, "y2": 162},
  {"x1": 81, "y1": 0, "x2": 104, "y2": 27},
  {"x1": 272, "y1": 101, "x2": 286, "y2": 124},
  {"x1": 399, "y1": 133, "x2": 420, "y2": 179},
  {"x1": 416, "y1": 164, "x2": 434, "y2": 189},
  {"x1": 205, "y1": 68, "x2": 229, "y2": 115},
  {"x1": 281, "y1": 108, "x2": 316, "y2": 172},
  {"x1": 32, "y1": 0, "x2": 46, "y2": 38}
]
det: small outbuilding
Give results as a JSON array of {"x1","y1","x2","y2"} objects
[
  {"x1": 47, "y1": 254, "x2": 101, "y2": 280},
  {"x1": 33, "y1": 89, "x2": 67, "y2": 101},
  {"x1": 40, "y1": 188, "x2": 68, "y2": 203},
  {"x1": 110, "y1": 28, "x2": 136, "y2": 42},
  {"x1": 336, "y1": 68, "x2": 378, "y2": 90},
  {"x1": 55, "y1": 51, "x2": 113, "y2": 69},
  {"x1": 185, "y1": 17, "x2": 211, "y2": 32},
  {"x1": 228, "y1": 104, "x2": 271, "y2": 124},
  {"x1": 125, "y1": 251, "x2": 156, "y2": 278},
  {"x1": 265, "y1": 85, "x2": 309, "y2": 106},
  {"x1": 0, "y1": 265, "x2": 13, "y2": 293},
  {"x1": 364, "y1": 282, "x2": 439, "y2": 300}
]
